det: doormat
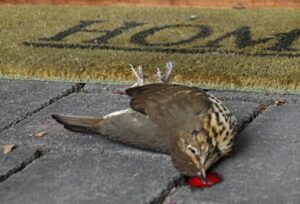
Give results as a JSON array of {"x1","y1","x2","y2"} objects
[{"x1": 0, "y1": 5, "x2": 299, "y2": 93}]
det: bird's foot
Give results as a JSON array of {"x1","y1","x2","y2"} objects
[
  {"x1": 156, "y1": 61, "x2": 174, "y2": 83},
  {"x1": 113, "y1": 64, "x2": 146, "y2": 95},
  {"x1": 129, "y1": 64, "x2": 146, "y2": 87},
  {"x1": 113, "y1": 62, "x2": 174, "y2": 95}
]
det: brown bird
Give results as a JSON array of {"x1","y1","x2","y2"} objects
[{"x1": 52, "y1": 83, "x2": 237, "y2": 179}]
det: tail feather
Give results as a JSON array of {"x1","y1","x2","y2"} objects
[{"x1": 52, "y1": 114, "x2": 102, "y2": 133}]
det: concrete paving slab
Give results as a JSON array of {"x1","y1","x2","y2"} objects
[
  {"x1": 0, "y1": 79, "x2": 76, "y2": 132},
  {"x1": 0, "y1": 145, "x2": 41, "y2": 182},
  {"x1": 0, "y1": 149, "x2": 179, "y2": 204},
  {"x1": 0, "y1": 83, "x2": 264, "y2": 204},
  {"x1": 165, "y1": 105, "x2": 300, "y2": 204}
]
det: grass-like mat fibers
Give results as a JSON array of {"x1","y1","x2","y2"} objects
[{"x1": 0, "y1": 5, "x2": 299, "y2": 93}]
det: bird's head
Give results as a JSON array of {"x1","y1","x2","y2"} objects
[{"x1": 170, "y1": 129, "x2": 221, "y2": 179}]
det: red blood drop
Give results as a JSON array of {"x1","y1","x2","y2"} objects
[
  {"x1": 112, "y1": 90, "x2": 127, "y2": 95},
  {"x1": 186, "y1": 172, "x2": 222, "y2": 188}
]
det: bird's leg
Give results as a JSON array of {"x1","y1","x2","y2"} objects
[
  {"x1": 156, "y1": 61, "x2": 174, "y2": 83},
  {"x1": 129, "y1": 64, "x2": 146, "y2": 87},
  {"x1": 113, "y1": 61, "x2": 173, "y2": 95},
  {"x1": 113, "y1": 64, "x2": 146, "y2": 95}
]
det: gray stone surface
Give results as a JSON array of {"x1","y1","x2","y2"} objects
[
  {"x1": 1, "y1": 80, "x2": 298, "y2": 204},
  {"x1": 0, "y1": 149, "x2": 178, "y2": 204},
  {"x1": 0, "y1": 79, "x2": 76, "y2": 132},
  {"x1": 166, "y1": 105, "x2": 300, "y2": 204},
  {"x1": 0, "y1": 145, "x2": 40, "y2": 182},
  {"x1": 0, "y1": 83, "x2": 262, "y2": 204}
]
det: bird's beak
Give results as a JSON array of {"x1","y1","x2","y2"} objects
[{"x1": 197, "y1": 167, "x2": 207, "y2": 183}]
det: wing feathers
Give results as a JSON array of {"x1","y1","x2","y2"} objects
[{"x1": 125, "y1": 84, "x2": 212, "y2": 129}]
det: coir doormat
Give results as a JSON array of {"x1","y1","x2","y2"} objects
[{"x1": 0, "y1": 5, "x2": 299, "y2": 93}]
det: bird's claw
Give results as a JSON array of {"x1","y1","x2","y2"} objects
[
  {"x1": 129, "y1": 64, "x2": 145, "y2": 87},
  {"x1": 129, "y1": 61, "x2": 174, "y2": 87},
  {"x1": 156, "y1": 61, "x2": 174, "y2": 83}
]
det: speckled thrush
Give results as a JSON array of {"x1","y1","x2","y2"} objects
[{"x1": 52, "y1": 83, "x2": 237, "y2": 179}]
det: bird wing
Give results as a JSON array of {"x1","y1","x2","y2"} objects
[{"x1": 126, "y1": 83, "x2": 212, "y2": 130}]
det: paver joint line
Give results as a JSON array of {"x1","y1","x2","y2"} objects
[
  {"x1": 0, "y1": 149, "x2": 43, "y2": 183},
  {"x1": 0, "y1": 83, "x2": 85, "y2": 134},
  {"x1": 236, "y1": 103, "x2": 270, "y2": 133},
  {"x1": 149, "y1": 175, "x2": 185, "y2": 204}
]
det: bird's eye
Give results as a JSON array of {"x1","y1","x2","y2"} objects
[{"x1": 187, "y1": 145, "x2": 198, "y2": 155}]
